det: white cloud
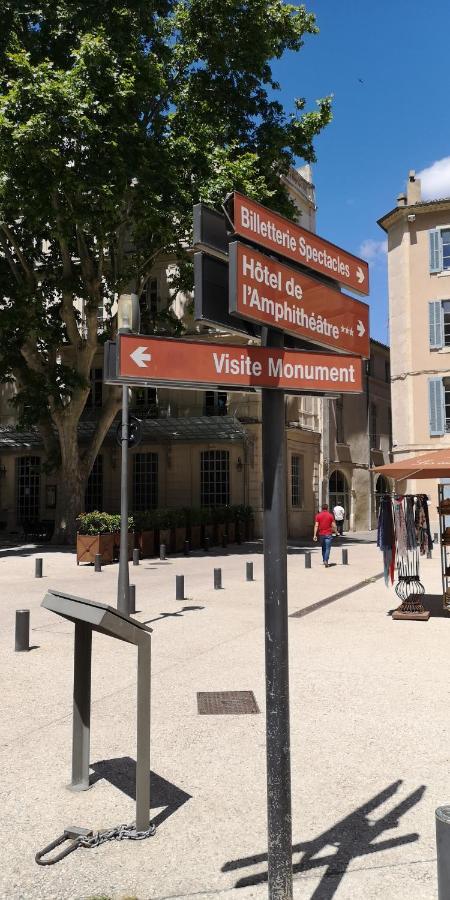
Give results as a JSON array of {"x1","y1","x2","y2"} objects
[
  {"x1": 417, "y1": 157, "x2": 450, "y2": 200},
  {"x1": 359, "y1": 238, "x2": 387, "y2": 262}
]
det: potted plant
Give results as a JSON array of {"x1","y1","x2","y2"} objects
[
  {"x1": 157, "y1": 508, "x2": 175, "y2": 553},
  {"x1": 240, "y1": 505, "x2": 255, "y2": 541},
  {"x1": 134, "y1": 510, "x2": 157, "y2": 558},
  {"x1": 76, "y1": 511, "x2": 115, "y2": 565},
  {"x1": 173, "y1": 507, "x2": 187, "y2": 553},
  {"x1": 111, "y1": 513, "x2": 135, "y2": 560},
  {"x1": 203, "y1": 507, "x2": 215, "y2": 547},
  {"x1": 212, "y1": 506, "x2": 227, "y2": 545},
  {"x1": 187, "y1": 507, "x2": 203, "y2": 549},
  {"x1": 224, "y1": 505, "x2": 236, "y2": 544}
]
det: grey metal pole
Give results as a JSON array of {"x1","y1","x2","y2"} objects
[
  {"x1": 136, "y1": 636, "x2": 151, "y2": 832},
  {"x1": 342, "y1": 548, "x2": 348, "y2": 565},
  {"x1": 117, "y1": 384, "x2": 130, "y2": 614},
  {"x1": 176, "y1": 575, "x2": 184, "y2": 601},
  {"x1": 15, "y1": 609, "x2": 30, "y2": 652},
  {"x1": 246, "y1": 562, "x2": 254, "y2": 582},
  {"x1": 133, "y1": 548, "x2": 140, "y2": 566},
  {"x1": 436, "y1": 806, "x2": 450, "y2": 899},
  {"x1": 304, "y1": 551, "x2": 311, "y2": 569},
  {"x1": 71, "y1": 622, "x2": 92, "y2": 790},
  {"x1": 159, "y1": 543, "x2": 166, "y2": 560},
  {"x1": 94, "y1": 553, "x2": 102, "y2": 573},
  {"x1": 35, "y1": 558, "x2": 43, "y2": 578},
  {"x1": 214, "y1": 568, "x2": 222, "y2": 589},
  {"x1": 262, "y1": 328, "x2": 292, "y2": 900},
  {"x1": 184, "y1": 540, "x2": 190, "y2": 556},
  {"x1": 129, "y1": 584, "x2": 136, "y2": 614}
]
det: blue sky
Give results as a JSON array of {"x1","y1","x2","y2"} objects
[{"x1": 272, "y1": 0, "x2": 450, "y2": 344}]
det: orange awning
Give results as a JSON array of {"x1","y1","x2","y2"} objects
[{"x1": 372, "y1": 448, "x2": 450, "y2": 481}]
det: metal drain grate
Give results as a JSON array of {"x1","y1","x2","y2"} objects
[{"x1": 197, "y1": 690, "x2": 260, "y2": 715}]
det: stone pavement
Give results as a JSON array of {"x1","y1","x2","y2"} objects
[{"x1": 0, "y1": 535, "x2": 446, "y2": 899}]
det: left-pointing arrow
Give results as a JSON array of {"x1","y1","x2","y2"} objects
[{"x1": 130, "y1": 346, "x2": 152, "y2": 368}]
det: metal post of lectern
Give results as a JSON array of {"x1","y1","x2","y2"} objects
[
  {"x1": 71, "y1": 622, "x2": 92, "y2": 790},
  {"x1": 136, "y1": 636, "x2": 151, "y2": 831}
]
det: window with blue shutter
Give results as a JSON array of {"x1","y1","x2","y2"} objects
[
  {"x1": 429, "y1": 301, "x2": 443, "y2": 349},
  {"x1": 429, "y1": 377, "x2": 445, "y2": 435},
  {"x1": 429, "y1": 229, "x2": 442, "y2": 273}
]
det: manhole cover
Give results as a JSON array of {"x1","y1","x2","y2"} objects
[{"x1": 197, "y1": 690, "x2": 260, "y2": 715}]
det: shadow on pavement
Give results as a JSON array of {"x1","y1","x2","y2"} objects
[
  {"x1": 388, "y1": 593, "x2": 450, "y2": 619},
  {"x1": 290, "y1": 573, "x2": 384, "y2": 619},
  {"x1": 222, "y1": 780, "x2": 425, "y2": 897},
  {"x1": 142, "y1": 604, "x2": 204, "y2": 626},
  {"x1": 90, "y1": 756, "x2": 192, "y2": 828}
]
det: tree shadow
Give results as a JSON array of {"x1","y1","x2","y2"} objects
[
  {"x1": 222, "y1": 780, "x2": 425, "y2": 897},
  {"x1": 142, "y1": 604, "x2": 204, "y2": 625},
  {"x1": 90, "y1": 756, "x2": 191, "y2": 828}
]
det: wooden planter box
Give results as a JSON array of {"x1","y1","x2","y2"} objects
[
  {"x1": 174, "y1": 526, "x2": 187, "y2": 553},
  {"x1": 139, "y1": 529, "x2": 155, "y2": 559},
  {"x1": 113, "y1": 532, "x2": 134, "y2": 561},
  {"x1": 77, "y1": 532, "x2": 114, "y2": 566},
  {"x1": 189, "y1": 524, "x2": 202, "y2": 549},
  {"x1": 245, "y1": 519, "x2": 255, "y2": 541},
  {"x1": 159, "y1": 528, "x2": 172, "y2": 553},
  {"x1": 204, "y1": 523, "x2": 215, "y2": 546},
  {"x1": 226, "y1": 522, "x2": 236, "y2": 544}
]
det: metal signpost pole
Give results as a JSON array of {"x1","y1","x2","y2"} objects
[
  {"x1": 117, "y1": 383, "x2": 130, "y2": 613},
  {"x1": 262, "y1": 327, "x2": 293, "y2": 900}
]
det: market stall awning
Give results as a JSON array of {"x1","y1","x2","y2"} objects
[{"x1": 372, "y1": 447, "x2": 450, "y2": 480}]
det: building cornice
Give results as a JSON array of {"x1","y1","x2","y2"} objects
[{"x1": 378, "y1": 197, "x2": 450, "y2": 232}]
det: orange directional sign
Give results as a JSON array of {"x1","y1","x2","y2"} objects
[
  {"x1": 231, "y1": 192, "x2": 369, "y2": 296},
  {"x1": 229, "y1": 242, "x2": 370, "y2": 358},
  {"x1": 118, "y1": 335, "x2": 363, "y2": 395}
]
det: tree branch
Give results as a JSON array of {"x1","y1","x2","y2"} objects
[
  {"x1": 0, "y1": 223, "x2": 35, "y2": 283},
  {"x1": 81, "y1": 386, "x2": 122, "y2": 479},
  {"x1": 0, "y1": 231, "x2": 23, "y2": 284}
]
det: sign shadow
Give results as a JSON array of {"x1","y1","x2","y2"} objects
[
  {"x1": 90, "y1": 756, "x2": 191, "y2": 828},
  {"x1": 221, "y1": 780, "x2": 425, "y2": 897}
]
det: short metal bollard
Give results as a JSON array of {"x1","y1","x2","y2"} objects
[
  {"x1": 176, "y1": 575, "x2": 185, "y2": 601},
  {"x1": 35, "y1": 558, "x2": 43, "y2": 578},
  {"x1": 129, "y1": 584, "x2": 136, "y2": 614},
  {"x1": 133, "y1": 548, "x2": 140, "y2": 566},
  {"x1": 342, "y1": 548, "x2": 348, "y2": 565},
  {"x1": 427, "y1": 548, "x2": 432, "y2": 559},
  {"x1": 436, "y1": 806, "x2": 450, "y2": 899},
  {"x1": 15, "y1": 609, "x2": 30, "y2": 652},
  {"x1": 204, "y1": 536, "x2": 210, "y2": 553},
  {"x1": 184, "y1": 540, "x2": 190, "y2": 556},
  {"x1": 304, "y1": 551, "x2": 311, "y2": 569},
  {"x1": 160, "y1": 543, "x2": 166, "y2": 561},
  {"x1": 94, "y1": 554, "x2": 102, "y2": 573},
  {"x1": 214, "y1": 568, "x2": 222, "y2": 590},
  {"x1": 434, "y1": 532, "x2": 439, "y2": 543},
  {"x1": 246, "y1": 562, "x2": 254, "y2": 582}
]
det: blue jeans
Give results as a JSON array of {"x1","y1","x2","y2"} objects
[{"x1": 319, "y1": 534, "x2": 333, "y2": 563}]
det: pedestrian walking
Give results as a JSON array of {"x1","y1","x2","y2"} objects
[
  {"x1": 333, "y1": 503, "x2": 345, "y2": 536},
  {"x1": 313, "y1": 503, "x2": 337, "y2": 567}
]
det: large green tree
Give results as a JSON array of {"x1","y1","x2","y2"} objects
[{"x1": 0, "y1": 0, "x2": 331, "y2": 542}]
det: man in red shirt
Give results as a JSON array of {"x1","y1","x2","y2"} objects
[{"x1": 313, "y1": 503, "x2": 337, "y2": 567}]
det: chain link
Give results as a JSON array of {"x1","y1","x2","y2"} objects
[{"x1": 79, "y1": 822, "x2": 156, "y2": 849}]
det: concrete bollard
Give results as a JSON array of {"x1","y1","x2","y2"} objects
[
  {"x1": 246, "y1": 562, "x2": 254, "y2": 582},
  {"x1": 133, "y1": 548, "x2": 140, "y2": 566},
  {"x1": 342, "y1": 548, "x2": 348, "y2": 565},
  {"x1": 436, "y1": 806, "x2": 450, "y2": 899},
  {"x1": 214, "y1": 568, "x2": 222, "y2": 590},
  {"x1": 15, "y1": 609, "x2": 30, "y2": 652},
  {"x1": 184, "y1": 540, "x2": 190, "y2": 556},
  {"x1": 160, "y1": 543, "x2": 166, "y2": 561},
  {"x1": 176, "y1": 575, "x2": 185, "y2": 601},
  {"x1": 204, "y1": 536, "x2": 210, "y2": 553},
  {"x1": 435, "y1": 532, "x2": 439, "y2": 544},
  {"x1": 304, "y1": 551, "x2": 311, "y2": 569},
  {"x1": 129, "y1": 584, "x2": 136, "y2": 614},
  {"x1": 94, "y1": 553, "x2": 102, "y2": 573},
  {"x1": 35, "y1": 558, "x2": 43, "y2": 578}
]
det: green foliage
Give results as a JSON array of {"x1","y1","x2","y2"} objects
[{"x1": 76, "y1": 511, "x2": 133, "y2": 534}]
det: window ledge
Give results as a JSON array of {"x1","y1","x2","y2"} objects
[{"x1": 437, "y1": 270, "x2": 450, "y2": 277}]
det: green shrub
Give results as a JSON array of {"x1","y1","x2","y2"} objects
[{"x1": 77, "y1": 511, "x2": 134, "y2": 534}]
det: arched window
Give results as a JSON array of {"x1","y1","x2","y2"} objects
[{"x1": 328, "y1": 470, "x2": 349, "y2": 523}]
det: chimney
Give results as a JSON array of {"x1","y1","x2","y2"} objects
[
  {"x1": 406, "y1": 170, "x2": 421, "y2": 205},
  {"x1": 397, "y1": 193, "x2": 407, "y2": 207}
]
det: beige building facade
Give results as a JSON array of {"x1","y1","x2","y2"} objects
[
  {"x1": 379, "y1": 171, "x2": 450, "y2": 526},
  {"x1": 0, "y1": 167, "x2": 390, "y2": 540}
]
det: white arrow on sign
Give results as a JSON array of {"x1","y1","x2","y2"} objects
[
  {"x1": 131, "y1": 346, "x2": 152, "y2": 368},
  {"x1": 356, "y1": 266, "x2": 365, "y2": 284},
  {"x1": 357, "y1": 320, "x2": 365, "y2": 337}
]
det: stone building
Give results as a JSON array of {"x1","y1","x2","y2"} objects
[{"x1": 0, "y1": 167, "x2": 391, "y2": 539}]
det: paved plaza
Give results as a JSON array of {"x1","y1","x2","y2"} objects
[{"x1": 0, "y1": 534, "x2": 446, "y2": 899}]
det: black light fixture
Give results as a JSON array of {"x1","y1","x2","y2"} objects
[
  {"x1": 236, "y1": 456, "x2": 243, "y2": 472},
  {"x1": 0, "y1": 464, "x2": 6, "y2": 478}
]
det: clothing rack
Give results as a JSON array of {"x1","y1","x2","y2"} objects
[
  {"x1": 377, "y1": 493, "x2": 432, "y2": 621},
  {"x1": 438, "y1": 484, "x2": 450, "y2": 611}
]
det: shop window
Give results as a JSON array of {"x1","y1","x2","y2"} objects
[
  {"x1": 86, "y1": 367, "x2": 103, "y2": 408},
  {"x1": 17, "y1": 456, "x2": 40, "y2": 521},
  {"x1": 133, "y1": 453, "x2": 158, "y2": 511},
  {"x1": 291, "y1": 455, "x2": 304, "y2": 508},
  {"x1": 200, "y1": 450, "x2": 229, "y2": 507},
  {"x1": 204, "y1": 391, "x2": 228, "y2": 416},
  {"x1": 85, "y1": 455, "x2": 103, "y2": 512}
]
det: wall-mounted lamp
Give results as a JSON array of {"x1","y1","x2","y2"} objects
[
  {"x1": 0, "y1": 464, "x2": 6, "y2": 478},
  {"x1": 236, "y1": 457, "x2": 243, "y2": 472}
]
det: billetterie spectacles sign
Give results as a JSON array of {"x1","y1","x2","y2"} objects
[
  {"x1": 231, "y1": 192, "x2": 369, "y2": 297},
  {"x1": 118, "y1": 335, "x2": 363, "y2": 395},
  {"x1": 229, "y1": 242, "x2": 369, "y2": 358}
]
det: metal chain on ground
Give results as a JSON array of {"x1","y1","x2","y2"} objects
[
  {"x1": 79, "y1": 822, "x2": 156, "y2": 848},
  {"x1": 36, "y1": 822, "x2": 156, "y2": 866}
]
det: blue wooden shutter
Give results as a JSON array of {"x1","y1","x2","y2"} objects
[
  {"x1": 429, "y1": 229, "x2": 442, "y2": 272},
  {"x1": 429, "y1": 377, "x2": 445, "y2": 435},
  {"x1": 429, "y1": 301, "x2": 443, "y2": 349}
]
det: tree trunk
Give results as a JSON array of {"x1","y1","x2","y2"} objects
[{"x1": 52, "y1": 460, "x2": 85, "y2": 545}]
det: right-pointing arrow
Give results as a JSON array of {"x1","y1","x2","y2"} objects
[
  {"x1": 356, "y1": 266, "x2": 365, "y2": 284},
  {"x1": 357, "y1": 320, "x2": 365, "y2": 338},
  {"x1": 131, "y1": 346, "x2": 152, "y2": 368}
]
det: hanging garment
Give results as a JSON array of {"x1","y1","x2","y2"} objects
[
  {"x1": 405, "y1": 496, "x2": 417, "y2": 550},
  {"x1": 377, "y1": 495, "x2": 395, "y2": 586},
  {"x1": 415, "y1": 496, "x2": 429, "y2": 555},
  {"x1": 393, "y1": 498, "x2": 408, "y2": 557}
]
